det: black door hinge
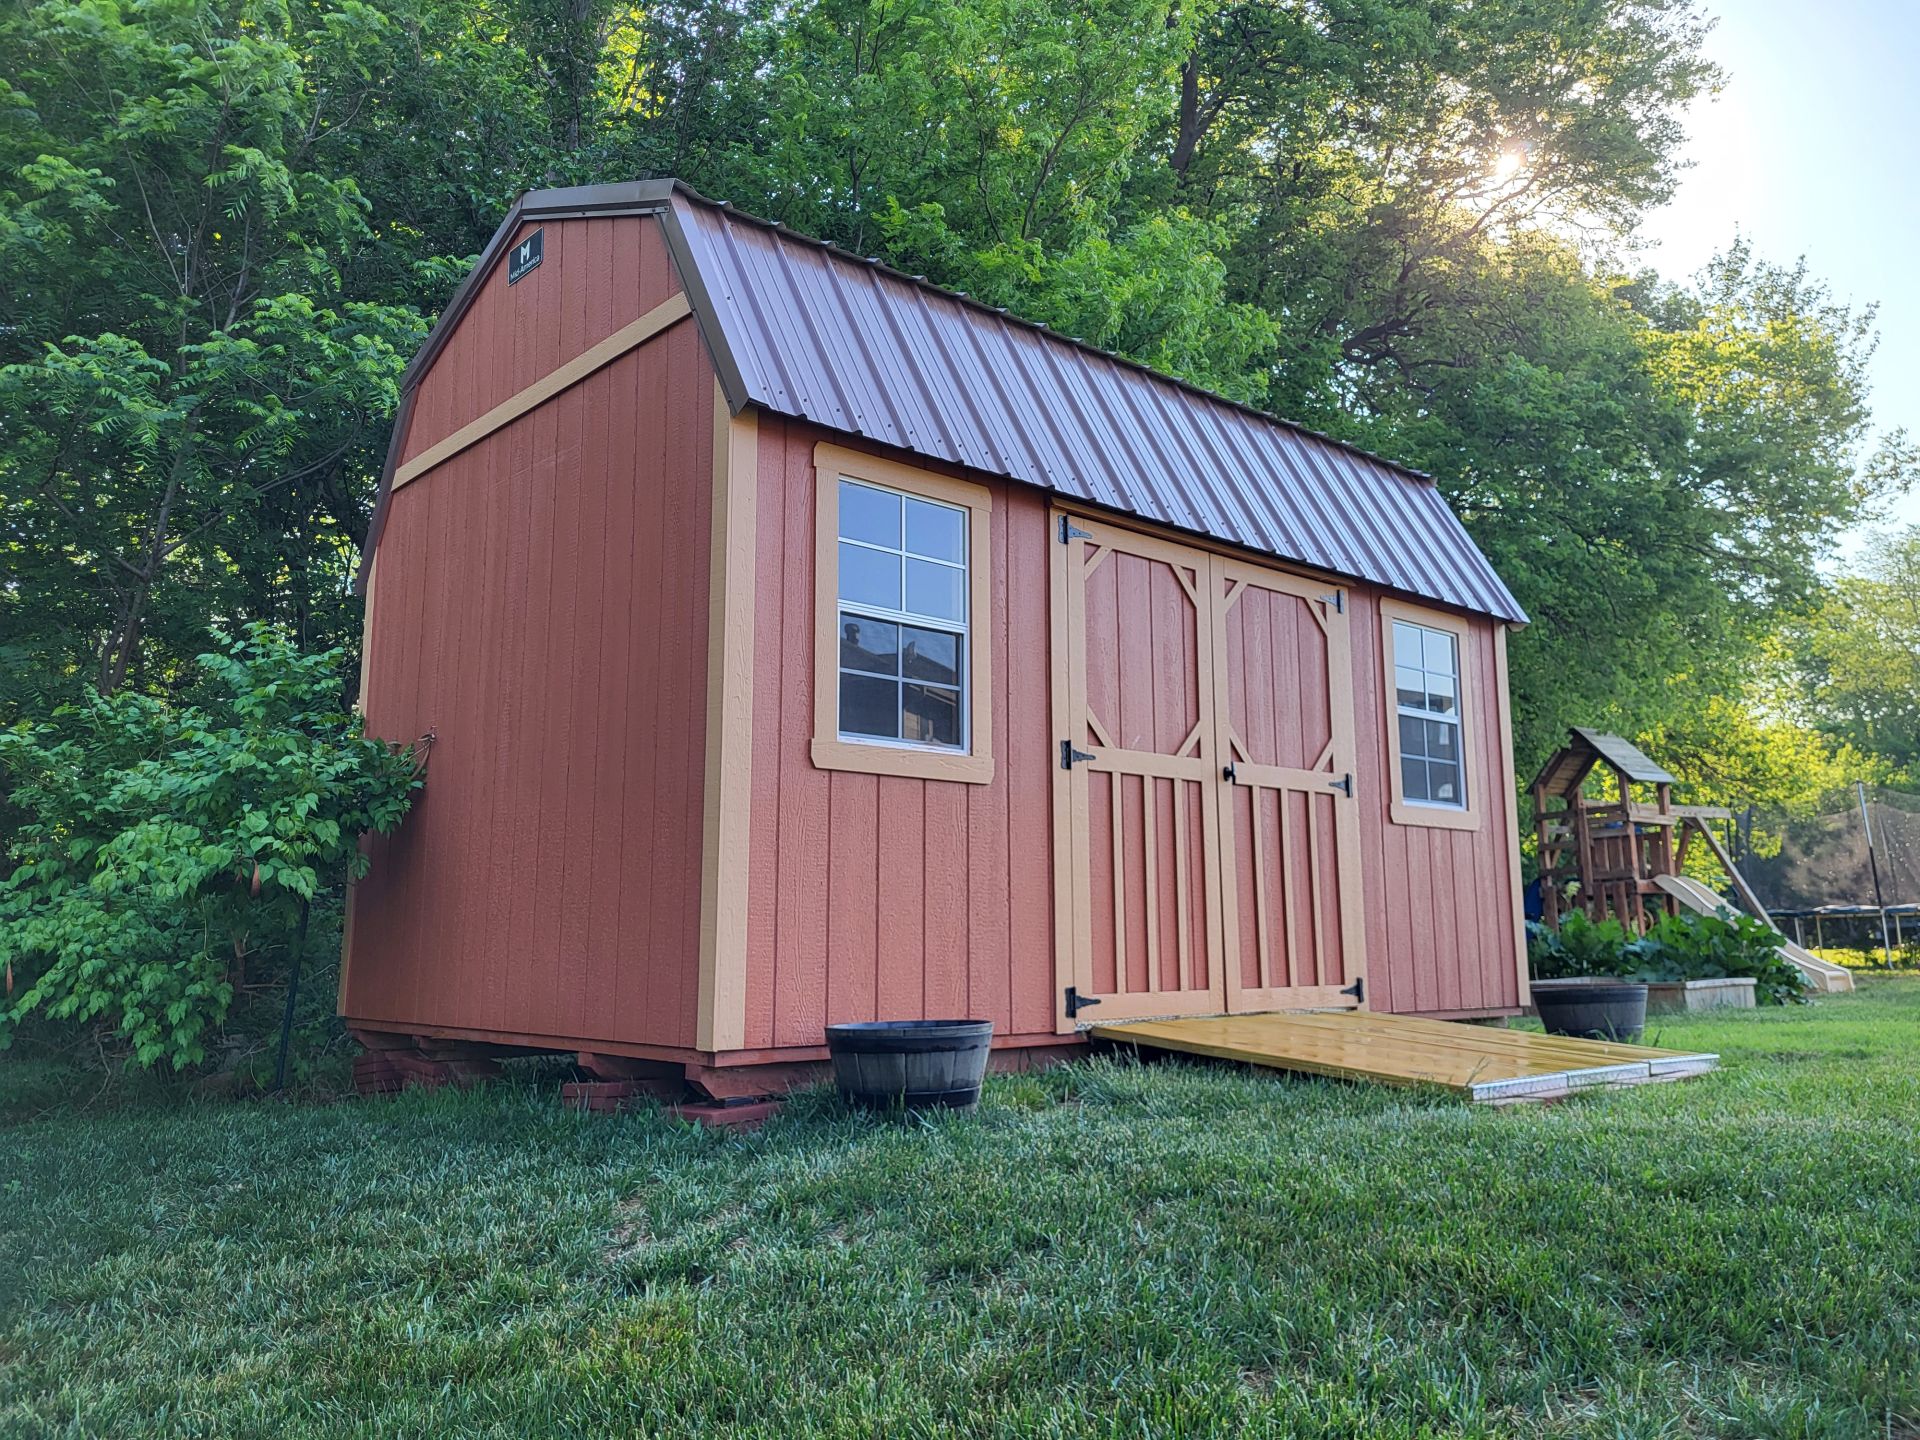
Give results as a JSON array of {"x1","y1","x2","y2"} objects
[
  {"x1": 1058, "y1": 516, "x2": 1093, "y2": 544},
  {"x1": 1065, "y1": 987, "x2": 1102, "y2": 1018},
  {"x1": 1319, "y1": 590, "x2": 1346, "y2": 614},
  {"x1": 1328, "y1": 773, "x2": 1352, "y2": 796},
  {"x1": 1340, "y1": 977, "x2": 1365, "y2": 1003},
  {"x1": 1061, "y1": 739, "x2": 1096, "y2": 769}
]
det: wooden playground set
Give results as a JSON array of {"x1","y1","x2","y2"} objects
[{"x1": 1529, "y1": 728, "x2": 1853, "y2": 993}]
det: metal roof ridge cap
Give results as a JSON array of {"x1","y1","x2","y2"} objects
[{"x1": 518, "y1": 178, "x2": 679, "y2": 215}]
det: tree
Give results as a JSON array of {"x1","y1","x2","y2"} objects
[
  {"x1": 0, "y1": 625, "x2": 421, "y2": 1068},
  {"x1": 1783, "y1": 527, "x2": 1920, "y2": 778},
  {"x1": 0, "y1": 0, "x2": 444, "y2": 704}
]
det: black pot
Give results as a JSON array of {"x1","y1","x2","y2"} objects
[
  {"x1": 1530, "y1": 979, "x2": 1648, "y2": 1042},
  {"x1": 825, "y1": 1020, "x2": 994, "y2": 1112}
]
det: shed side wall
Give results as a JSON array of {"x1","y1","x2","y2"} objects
[
  {"x1": 744, "y1": 418, "x2": 1058, "y2": 1049},
  {"x1": 343, "y1": 244, "x2": 714, "y2": 1050},
  {"x1": 1350, "y1": 590, "x2": 1522, "y2": 1015},
  {"x1": 743, "y1": 420, "x2": 1520, "y2": 1041}
]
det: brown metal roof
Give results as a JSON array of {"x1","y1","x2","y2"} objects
[{"x1": 364, "y1": 180, "x2": 1526, "y2": 623}]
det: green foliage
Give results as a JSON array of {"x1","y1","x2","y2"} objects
[
  {"x1": 1526, "y1": 911, "x2": 1636, "y2": 980},
  {"x1": 0, "y1": 0, "x2": 429, "y2": 704},
  {"x1": 1781, "y1": 525, "x2": 1920, "y2": 779},
  {"x1": 1633, "y1": 910, "x2": 1811, "y2": 1006},
  {"x1": 1528, "y1": 909, "x2": 1808, "y2": 1005},
  {"x1": 0, "y1": 626, "x2": 420, "y2": 1067}
]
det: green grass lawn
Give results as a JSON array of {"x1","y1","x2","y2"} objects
[{"x1": 4, "y1": 982, "x2": 1917, "y2": 1439}]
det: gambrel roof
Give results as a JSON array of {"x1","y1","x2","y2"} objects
[{"x1": 367, "y1": 180, "x2": 1526, "y2": 623}]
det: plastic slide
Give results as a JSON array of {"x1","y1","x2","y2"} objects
[{"x1": 1652, "y1": 874, "x2": 1855, "y2": 994}]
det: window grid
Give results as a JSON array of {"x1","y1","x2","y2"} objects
[
  {"x1": 1393, "y1": 620, "x2": 1465, "y2": 809},
  {"x1": 835, "y1": 478, "x2": 969, "y2": 752}
]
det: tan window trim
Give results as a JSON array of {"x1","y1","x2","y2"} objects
[
  {"x1": 811, "y1": 442, "x2": 994, "y2": 785},
  {"x1": 1380, "y1": 597, "x2": 1481, "y2": 832}
]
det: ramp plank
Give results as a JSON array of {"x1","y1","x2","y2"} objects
[{"x1": 1092, "y1": 1011, "x2": 1717, "y2": 1104}]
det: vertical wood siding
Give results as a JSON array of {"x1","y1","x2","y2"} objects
[
  {"x1": 399, "y1": 216, "x2": 680, "y2": 468},
  {"x1": 738, "y1": 415, "x2": 1518, "y2": 1046},
  {"x1": 1349, "y1": 589, "x2": 1521, "y2": 1014},
  {"x1": 744, "y1": 419, "x2": 1057, "y2": 1048},
  {"x1": 341, "y1": 224, "x2": 715, "y2": 1050}
]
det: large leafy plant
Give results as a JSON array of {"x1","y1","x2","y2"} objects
[
  {"x1": 0, "y1": 626, "x2": 420, "y2": 1067},
  {"x1": 1527, "y1": 909, "x2": 1808, "y2": 1005},
  {"x1": 1632, "y1": 910, "x2": 1810, "y2": 1007}
]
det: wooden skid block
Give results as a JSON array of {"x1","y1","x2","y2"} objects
[
  {"x1": 352, "y1": 1052, "x2": 404, "y2": 1096},
  {"x1": 685, "y1": 1060, "x2": 827, "y2": 1101}
]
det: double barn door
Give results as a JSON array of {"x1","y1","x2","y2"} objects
[{"x1": 1051, "y1": 513, "x2": 1367, "y2": 1028}]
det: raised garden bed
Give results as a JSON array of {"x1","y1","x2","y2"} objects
[{"x1": 1644, "y1": 976, "x2": 1756, "y2": 1014}]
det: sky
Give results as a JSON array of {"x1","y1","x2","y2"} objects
[{"x1": 1634, "y1": 0, "x2": 1920, "y2": 560}]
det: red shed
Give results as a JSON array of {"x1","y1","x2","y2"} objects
[{"x1": 341, "y1": 180, "x2": 1532, "y2": 1097}]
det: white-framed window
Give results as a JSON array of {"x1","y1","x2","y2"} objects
[
  {"x1": 835, "y1": 478, "x2": 968, "y2": 750},
  {"x1": 1393, "y1": 618, "x2": 1465, "y2": 808},
  {"x1": 810, "y1": 443, "x2": 994, "y2": 785}
]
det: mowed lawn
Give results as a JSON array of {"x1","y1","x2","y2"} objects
[{"x1": 4, "y1": 983, "x2": 1917, "y2": 1439}]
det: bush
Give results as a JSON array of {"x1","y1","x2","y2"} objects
[
  {"x1": 0, "y1": 626, "x2": 422, "y2": 1068},
  {"x1": 1528, "y1": 909, "x2": 1809, "y2": 1006}
]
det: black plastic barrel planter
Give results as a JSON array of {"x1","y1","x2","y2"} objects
[
  {"x1": 1530, "y1": 979, "x2": 1648, "y2": 1042},
  {"x1": 825, "y1": 1020, "x2": 994, "y2": 1112}
]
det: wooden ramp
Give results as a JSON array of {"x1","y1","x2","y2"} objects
[
  {"x1": 1652, "y1": 874, "x2": 1854, "y2": 993},
  {"x1": 1092, "y1": 1011, "x2": 1718, "y2": 1105}
]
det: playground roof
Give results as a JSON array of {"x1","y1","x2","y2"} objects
[{"x1": 1533, "y1": 728, "x2": 1675, "y2": 796}]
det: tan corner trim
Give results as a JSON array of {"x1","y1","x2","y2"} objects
[
  {"x1": 1494, "y1": 625, "x2": 1530, "y2": 1007},
  {"x1": 391, "y1": 291, "x2": 692, "y2": 491},
  {"x1": 809, "y1": 441, "x2": 995, "y2": 785},
  {"x1": 1379, "y1": 596, "x2": 1482, "y2": 832},
  {"x1": 696, "y1": 383, "x2": 758, "y2": 1053},
  {"x1": 354, "y1": 551, "x2": 379, "y2": 716},
  {"x1": 1049, "y1": 510, "x2": 1079, "y2": 1032}
]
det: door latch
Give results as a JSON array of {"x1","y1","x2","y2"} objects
[
  {"x1": 1060, "y1": 739, "x2": 1097, "y2": 769},
  {"x1": 1222, "y1": 761, "x2": 1238, "y2": 784}
]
